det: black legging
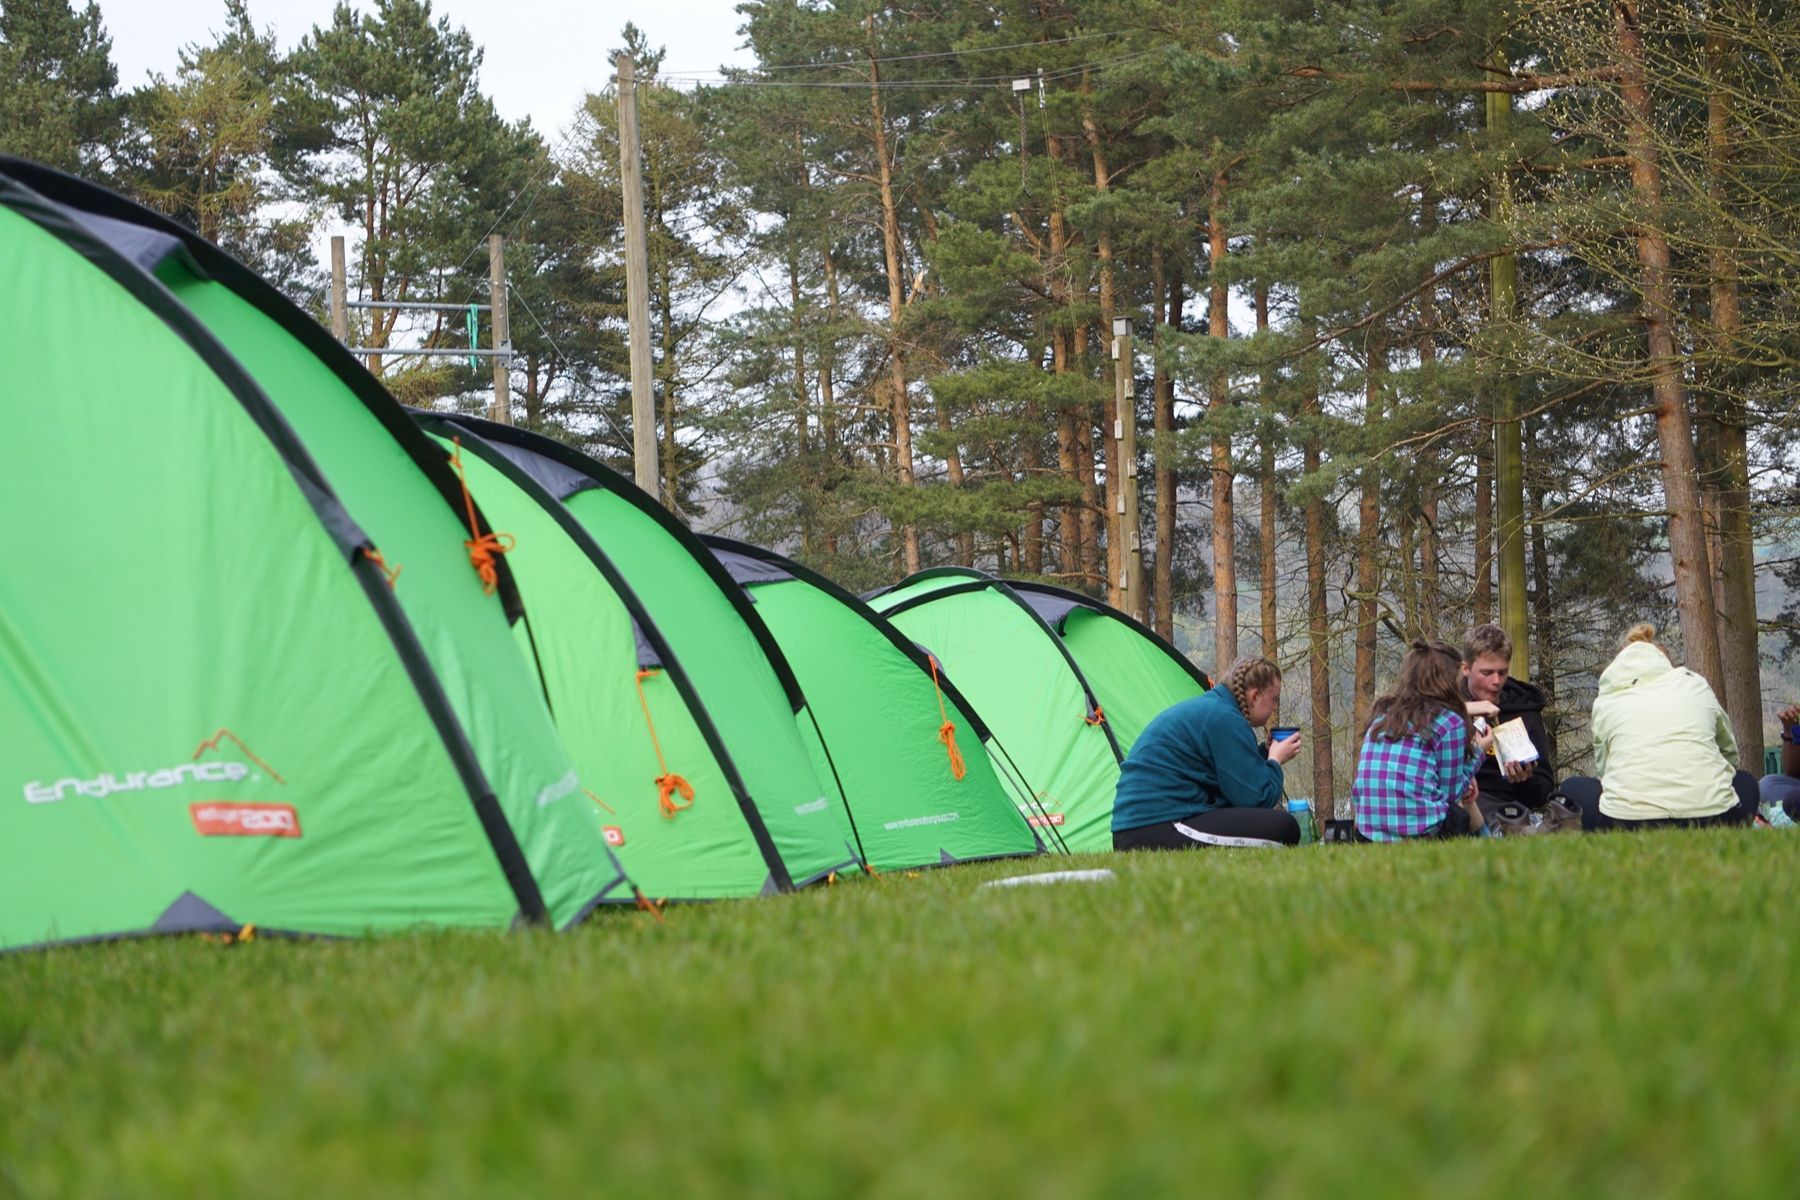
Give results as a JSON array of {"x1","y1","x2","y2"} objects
[
  {"x1": 1113, "y1": 807, "x2": 1301, "y2": 850},
  {"x1": 1559, "y1": 770, "x2": 1759, "y2": 831}
]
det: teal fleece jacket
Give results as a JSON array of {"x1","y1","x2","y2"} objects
[{"x1": 1111, "y1": 685, "x2": 1286, "y2": 832}]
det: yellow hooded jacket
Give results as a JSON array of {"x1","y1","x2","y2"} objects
[{"x1": 1591, "y1": 640, "x2": 1738, "y2": 821}]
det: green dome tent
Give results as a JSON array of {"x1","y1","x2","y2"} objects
[
  {"x1": 1005, "y1": 580, "x2": 1212, "y2": 755},
  {"x1": 702, "y1": 537, "x2": 1062, "y2": 866},
  {"x1": 0, "y1": 161, "x2": 632, "y2": 951},
  {"x1": 865, "y1": 570, "x2": 1125, "y2": 852},
  {"x1": 413, "y1": 414, "x2": 864, "y2": 899}
]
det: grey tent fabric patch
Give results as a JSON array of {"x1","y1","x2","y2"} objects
[{"x1": 151, "y1": 891, "x2": 240, "y2": 934}]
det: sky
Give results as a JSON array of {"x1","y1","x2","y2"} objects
[{"x1": 101, "y1": 0, "x2": 756, "y2": 139}]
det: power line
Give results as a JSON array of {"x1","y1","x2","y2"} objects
[
  {"x1": 508, "y1": 283, "x2": 636, "y2": 449},
  {"x1": 448, "y1": 113, "x2": 595, "y2": 286},
  {"x1": 657, "y1": 47, "x2": 1169, "y2": 92},
  {"x1": 664, "y1": 28, "x2": 1130, "y2": 75}
]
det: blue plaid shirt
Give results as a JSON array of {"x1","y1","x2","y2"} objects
[{"x1": 1352, "y1": 708, "x2": 1479, "y2": 841}]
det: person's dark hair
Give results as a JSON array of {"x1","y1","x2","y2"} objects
[
  {"x1": 1462, "y1": 623, "x2": 1513, "y2": 666},
  {"x1": 1369, "y1": 639, "x2": 1473, "y2": 755}
]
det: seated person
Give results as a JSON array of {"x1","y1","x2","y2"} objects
[
  {"x1": 1460, "y1": 623, "x2": 1557, "y2": 821},
  {"x1": 1760, "y1": 704, "x2": 1800, "y2": 821},
  {"x1": 1560, "y1": 624, "x2": 1759, "y2": 830},
  {"x1": 1111, "y1": 655, "x2": 1301, "y2": 850},
  {"x1": 1353, "y1": 639, "x2": 1496, "y2": 841}
]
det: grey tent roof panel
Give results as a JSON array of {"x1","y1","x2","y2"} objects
[
  {"x1": 1014, "y1": 588, "x2": 1084, "y2": 631},
  {"x1": 483, "y1": 436, "x2": 600, "y2": 502},
  {"x1": 65, "y1": 206, "x2": 210, "y2": 280},
  {"x1": 710, "y1": 546, "x2": 794, "y2": 587},
  {"x1": 631, "y1": 617, "x2": 662, "y2": 670}
]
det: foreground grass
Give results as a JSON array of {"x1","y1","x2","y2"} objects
[{"x1": 3, "y1": 832, "x2": 1798, "y2": 1198}]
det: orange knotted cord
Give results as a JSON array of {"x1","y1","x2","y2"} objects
[
  {"x1": 1085, "y1": 704, "x2": 1107, "y2": 727},
  {"x1": 448, "y1": 436, "x2": 516, "y2": 595},
  {"x1": 635, "y1": 668, "x2": 695, "y2": 818},
  {"x1": 926, "y1": 655, "x2": 967, "y2": 781},
  {"x1": 363, "y1": 548, "x2": 403, "y2": 589}
]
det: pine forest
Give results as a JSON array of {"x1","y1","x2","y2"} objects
[{"x1": 8, "y1": 0, "x2": 1800, "y2": 813}]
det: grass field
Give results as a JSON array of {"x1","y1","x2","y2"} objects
[{"x1": 4, "y1": 831, "x2": 1798, "y2": 1198}]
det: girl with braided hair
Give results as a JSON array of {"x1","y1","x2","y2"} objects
[{"x1": 1111, "y1": 655, "x2": 1302, "y2": 850}]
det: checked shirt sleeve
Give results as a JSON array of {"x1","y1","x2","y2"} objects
[{"x1": 1433, "y1": 710, "x2": 1479, "y2": 810}]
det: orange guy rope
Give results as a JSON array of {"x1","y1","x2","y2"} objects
[
  {"x1": 927, "y1": 655, "x2": 968, "y2": 781},
  {"x1": 448, "y1": 436, "x2": 516, "y2": 594},
  {"x1": 635, "y1": 669, "x2": 695, "y2": 818},
  {"x1": 363, "y1": 547, "x2": 403, "y2": 589}
]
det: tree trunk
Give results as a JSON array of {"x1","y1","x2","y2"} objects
[
  {"x1": 1488, "y1": 68, "x2": 1530, "y2": 677},
  {"x1": 786, "y1": 239, "x2": 810, "y2": 551},
  {"x1": 1704, "y1": 25, "x2": 1762, "y2": 769},
  {"x1": 1302, "y1": 325, "x2": 1335, "y2": 818},
  {"x1": 1208, "y1": 160, "x2": 1237, "y2": 668},
  {"x1": 867, "y1": 19, "x2": 920, "y2": 574},
  {"x1": 1023, "y1": 437, "x2": 1045, "y2": 576},
  {"x1": 1082, "y1": 75, "x2": 1122, "y2": 606},
  {"x1": 820, "y1": 246, "x2": 842, "y2": 558},
  {"x1": 1072, "y1": 320, "x2": 1102, "y2": 590},
  {"x1": 1398, "y1": 513, "x2": 1419, "y2": 639},
  {"x1": 1526, "y1": 417, "x2": 1557, "y2": 756},
  {"x1": 1045, "y1": 129, "x2": 1081, "y2": 582},
  {"x1": 1354, "y1": 341, "x2": 1383, "y2": 733},
  {"x1": 1418, "y1": 192, "x2": 1441, "y2": 634},
  {"x1": 1474, "y1": 436, "x2": 1493, "y2": 624},
  {"x1": 1615, "y1": 0, "x2": 1723, "y2": 694},
  {"x1": 1256, "y1": 281, "x2": 1277, "y2": 655},
  {"x1": 658, "y1": 253, "x2": 680, "y2": 513},
  {"x1": 1154, "y1": 253, "x2": 1181, "y2": 641}
]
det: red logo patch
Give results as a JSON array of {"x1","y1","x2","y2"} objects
[
  {"x1": 190, "y1": 802, "x2": 301, "y2": 838},
  {"x1": 1026, "y1": 813, "x2": 1066, "y2": 828},
  {"x1": 602, "y1": 825, "x2": 626, "y2": 847}
]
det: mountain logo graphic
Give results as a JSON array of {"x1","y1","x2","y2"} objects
[{"x1": 192, "y1": 729, "x2": 285, "y2": 785}]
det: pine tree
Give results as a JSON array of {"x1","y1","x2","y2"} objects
[{"x1": 0, "y1": 0, "x2": 122, "y2": 175}]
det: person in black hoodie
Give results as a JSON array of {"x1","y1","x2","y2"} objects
[{"x1": 1460, "y1": 624, "x2": 1557, "y2": 821}]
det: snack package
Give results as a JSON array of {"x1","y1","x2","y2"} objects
[{"x1": 1490, "y1": 717, "x2": 1539, "y2": 769}]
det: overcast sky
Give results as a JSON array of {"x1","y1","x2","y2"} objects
[{"x1": 101, "y1": 0, "x2": 756, "y2": 138}]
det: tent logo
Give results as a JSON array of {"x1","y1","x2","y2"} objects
[
  {"x1": 602, "y1": 825, "x2": 626, "y2": 847},
  {"x1": 883, "y1": 812, "x2": 960, "y2": 832},
  {"x1": 794, "y1": 797, "x2": 830, "y2": 816},
  {"x1": 192, "y1": 728, "x2": 285, "y2": 784},
  {"x1": 25, "y1": 760, "x2": 251, "y2": 804},
  {"x1": 22, "y1": 728, "x2": 284, "y2": 805},
  {"x1": 190, "y1": 802, "x2": 302, "y2": 839},
  {"x1": 536, "y1": 770, "x2": 579, "y2": 808},
  {"x1": 1021, "y1": 794, "x2": 1066, "y2": 828}
]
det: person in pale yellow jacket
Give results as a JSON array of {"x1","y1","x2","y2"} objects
[{"x1": 1559, "y1": 623, "x2": 1759, "y2": 830}]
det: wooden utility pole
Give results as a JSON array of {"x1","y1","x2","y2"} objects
[
  {"x1": 616, "y1": 53, "x2": 658, "y2": 500},
  {"x1": 329, "y1": 236, "x2": 348, "y2": 343},
  {"x1": 1114, "y1": 318, "x2": 1144, "y2": 621},
  {"x1": 487, "y1": 235, "x2": 511, "y2": 424}
]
